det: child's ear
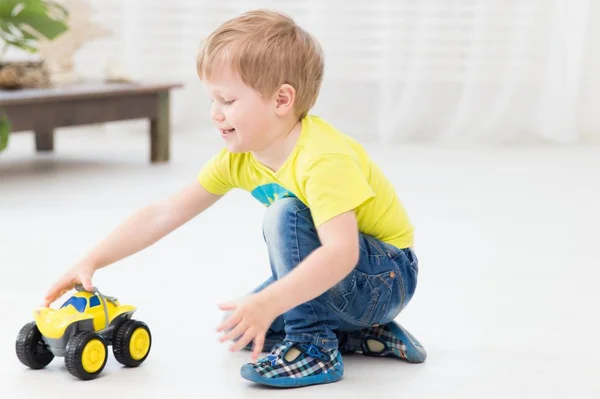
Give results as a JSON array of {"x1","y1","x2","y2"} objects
[{"x1": 274, "y1": 84, "x2": 296, "y2": 116}]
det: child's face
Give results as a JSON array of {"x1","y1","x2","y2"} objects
[{"x1": 203, "y1": 67, "x2": 279, "y2": 153}]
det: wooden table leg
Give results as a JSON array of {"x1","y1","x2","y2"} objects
[
  {"x1": 150, "y1": 91, "x2": 170, "y2": 163},
  {"x1": 35, "y1": 127, "x2": 54, "y2": 152}
]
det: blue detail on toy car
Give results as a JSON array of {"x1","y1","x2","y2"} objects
[
  {"x1": 89, "y1": 296, "x2": 101, "y2": 308},
  {"x1": 60, "y1": 297, "x2": 87, "y2": 313}
]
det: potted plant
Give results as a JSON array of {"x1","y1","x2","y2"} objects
[
  {"x1": 0, "y1": 111, "x2": 9, "y2": 151},
  {"x1": 0, "y1": 0, "x2": 69, "y2": 152}
]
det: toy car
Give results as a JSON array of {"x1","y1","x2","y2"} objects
[{"x1": 15, "y1": 285, "x2": 151, "y2": 380}]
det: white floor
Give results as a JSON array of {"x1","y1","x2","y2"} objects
[{"x1": 1, "y1": 126, "x2": 599, "y2": 398}]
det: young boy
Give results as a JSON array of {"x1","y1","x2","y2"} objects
[{"x1": 43, "y1": 9, "x2": 426, "y2": 388}]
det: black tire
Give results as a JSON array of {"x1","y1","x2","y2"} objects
[
  {"x1": 15, "y1": 322, "x2": 54, "y2": 369},
  {"x1": 65, "y1": 331, "x2": 108, "y2": 380},
  {"x1": 113, "y1": 320, "x2": 152, "y2": 367}
]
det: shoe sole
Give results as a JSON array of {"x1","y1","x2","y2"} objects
[
  {"x1": 240, "y1": 355, "x2": 344, "y2": 388},
  {"x1": 241, "y1": 367, "x2": 343, "y2": 387},
  {"x1": 363, "y1": 321, "x2": 427, "y2": 363},
  {"x1": 385, "y1": 321, "x2": 427, "y2": 363}
]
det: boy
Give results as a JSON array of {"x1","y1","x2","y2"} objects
[{"x1": 43, "y1": 9, "x2": 426, "y2": 388}]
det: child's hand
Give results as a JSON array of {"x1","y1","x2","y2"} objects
[
  {"x1": 217, "y1": 294, "x2": 277, "y2": 361},
  {"x1": 43, "y1": 262, "x2": 96, "y2": 307}
]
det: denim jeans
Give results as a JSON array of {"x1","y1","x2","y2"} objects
[{"x1": 253, "y1": 197, "x2": 419, "y2": 350}]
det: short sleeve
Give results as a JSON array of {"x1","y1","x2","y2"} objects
[
  {"x1": 197, "y1": 149, "x2": 234, "y2": 195},
  {"x1": 304, "y1": 155, "x2": 375, "y2": 227}
]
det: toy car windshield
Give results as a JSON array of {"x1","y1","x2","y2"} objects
[{"x1": 60, "y1": 297, "x2": 87, "y2": 313}]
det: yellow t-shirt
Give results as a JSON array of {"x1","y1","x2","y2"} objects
[{"x1": 198, "y1": 115, "x2": 414, "y2": 249}]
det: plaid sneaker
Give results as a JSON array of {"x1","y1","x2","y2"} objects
[
  {"x1": 240, "y1": 341, "x2": 344, "y2": 388},
  {"x1": 338, "y1": 321, "x2": 427, "y2": 363}
]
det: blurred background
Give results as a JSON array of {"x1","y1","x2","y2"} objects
[{"x1": 4, "y1": 0, "x2": 600, "y2": 144}]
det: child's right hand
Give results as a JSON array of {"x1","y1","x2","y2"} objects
[{"x1": 43, "y1": 262, "x2": 96, "y2": 307}]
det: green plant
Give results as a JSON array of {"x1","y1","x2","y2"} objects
[
  {"x1": 0, "y1": 1, "x2": 69, "y2": 152},
  {"x1": 0, "y1": 0, "x2": 69, "y2": 63},
  {"x1": 0, "y1": 111, "x2": 9, "y2": 151}
]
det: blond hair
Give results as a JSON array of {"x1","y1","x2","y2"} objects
[{"x1": 197, "y1": 9, "x2": 324, "y2": 119}]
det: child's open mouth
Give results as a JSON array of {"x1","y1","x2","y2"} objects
[{"x1": 222, "y1": 128, "x2": 235, "y2": 136}]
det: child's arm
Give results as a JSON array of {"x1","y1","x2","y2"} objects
[
  {"x1": 218, "y1": 210, "x2": 359, "y2": 358},
  {"x1": 261, "y1": 210, "x2": 360, "y2": 315},
  {"x1": 43, "y1": 182, "x2": 221, "y2": 306}
]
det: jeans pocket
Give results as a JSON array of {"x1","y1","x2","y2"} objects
[
  {"x1": 328, "y1": 269, "x2": 397, "y2": 327},
  {"x1": 390, "y1": 248, "x2": 418, "y2": 308},
  {"x1": 361, "y1": 235, "x2": 402, "y2": 258}
]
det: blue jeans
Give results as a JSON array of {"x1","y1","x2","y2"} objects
[{"x1": 253, "y1": 197, "x2": 419, "y2": 350}]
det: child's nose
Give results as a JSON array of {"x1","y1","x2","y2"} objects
[{"x1": 210, "y1": 102, "x2": 225, "y2": 123}]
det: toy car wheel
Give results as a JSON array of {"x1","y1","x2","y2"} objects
[
  {"x1": 15, "y1": 322, "x2": 54, "y2": 369},
  {"x1": 65, "y1": 331, "x2": 108, "y2": 380},
  {"x1": 113, "y1": 319, "x2": 152, "y2": 367}
]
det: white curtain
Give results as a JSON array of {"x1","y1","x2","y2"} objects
[{"x1": 11, "y1": 0, "x2": 600, "y2": 144}]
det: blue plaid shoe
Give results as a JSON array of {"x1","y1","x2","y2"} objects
[
  {"x1": 240, "y1": 341, "x2": 344, "y2": 388},
  {"x1": 338, "y1": 321, "x2": 427, "y2": 363}
]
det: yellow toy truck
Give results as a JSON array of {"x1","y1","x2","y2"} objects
[{"x1": 15, "y1": 285, "x2": 151, "y2": 380}]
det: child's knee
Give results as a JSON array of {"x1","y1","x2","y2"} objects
[{"x1": 262, "y1": 197, "x2": 307, "y2": 241}]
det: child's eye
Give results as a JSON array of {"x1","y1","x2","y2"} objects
[{"x1": 222, "y1": 99, "x2": 235, "y2": 105}]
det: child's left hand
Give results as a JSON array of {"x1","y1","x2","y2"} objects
[{"x1": 217, "y1": 294, "x2": 277, "y2": 361}]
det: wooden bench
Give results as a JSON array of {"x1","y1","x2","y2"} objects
[{"x1": 0, "y1": 81, "x2": 182, "y2": 162}]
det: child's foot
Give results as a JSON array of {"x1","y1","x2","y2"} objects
[
  {"x1": 240, "y1": 341, "x2": 344, "y2": 388},
  {"x1": 338, "y1": 321, "x2": 427, "y2": 363}
]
